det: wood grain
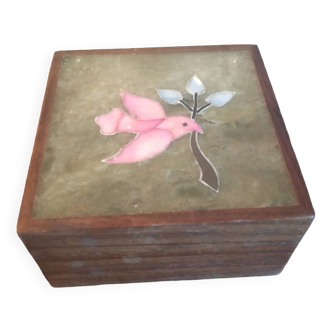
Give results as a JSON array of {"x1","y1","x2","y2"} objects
[
  {"x1": 17, "y1": 45, "x2": 315, "y2": 287},
  {"x1": 20, "y1": 217, "x2": 313, "y2": 287}
]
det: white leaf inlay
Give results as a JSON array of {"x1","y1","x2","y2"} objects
[
  {"x1": 186, "y1": 75, "x2": 205, "y2": 95},
  {"x1": 157, "y1": 89, "x2": 183, "y2": 104},
  {"x1": 206, "y1": 91, "x2": 235, "y2": 107}
]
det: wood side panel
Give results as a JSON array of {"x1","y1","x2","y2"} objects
[
  {"x1": 19, "y1": 217, "x2": 313, "y2": 287},
  {"x1": 21, "y1": 218, "x2": 312, "y2": 248},
  {"x1": 45, "y1": 252, "x2": 296, "y2": 288}
]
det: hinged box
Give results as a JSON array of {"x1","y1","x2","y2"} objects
[{"x1": 17, "y1": 45, "x2": 314, "y2": 287}]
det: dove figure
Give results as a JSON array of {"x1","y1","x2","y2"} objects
[{"x1": 95, "y1": 90, "x2": 202, "y2": 163}]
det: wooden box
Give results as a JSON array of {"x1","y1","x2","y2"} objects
[{"x1": 17, "y1": 45, "x2": 314, "y2": 287}]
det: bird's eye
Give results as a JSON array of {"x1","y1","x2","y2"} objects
[{"x1": 182, "y1": 122, "x2": 188, "y2": 127}]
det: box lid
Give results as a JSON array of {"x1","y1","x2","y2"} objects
[{"x1": 17, "y1": 45, "x2": 314, "y2": 234}]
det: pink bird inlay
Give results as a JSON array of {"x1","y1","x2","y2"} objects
[{"x1": 95, "y1": 90, "x2": 202, "y2": 163}]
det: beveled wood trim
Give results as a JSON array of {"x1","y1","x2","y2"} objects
[
  {"x1": 249, "y1": 46, "x2": 314, "y2": 214},
  {"x1": 18, "y1": 205, "x2": 312, "y2": 234},
  {"x1": 54, "y1": 44, "x2": 254, "y2": 56},
  {"x1": 17, "y1": 45, "x2": 314, "y2": 234},
  {"x1": 18, "y1": 51, "x2": 62, "y2": 234}
]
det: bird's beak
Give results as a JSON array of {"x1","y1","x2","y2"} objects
[{"x1": 194, "y1": 122, "x2": 203, "y2": 134}]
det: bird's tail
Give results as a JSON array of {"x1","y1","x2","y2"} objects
[{"x1": 95, "y1": 108, "x2": 125, "y2": 135}]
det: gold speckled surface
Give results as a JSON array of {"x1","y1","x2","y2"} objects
[{"x1": 32, "y1": 50, "x2": 297, "y2": 219}]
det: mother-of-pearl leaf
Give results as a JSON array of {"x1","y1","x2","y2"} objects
[
  {"x1": 206, "y1": 91, "x2": 236, "y2": 107},
  {"x1": 186, "y1": 75, "x2": 206, "y2": 95},
  {"x1": 157, "y1": 89, "x2": 183, "y2": 104}
]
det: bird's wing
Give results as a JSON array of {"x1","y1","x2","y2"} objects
[
  {"x1": 121, "y1": 90, "x2": 166, "y2": 120},
  {"x1": 104, "y1": 129, "x2": 173, "y2": 163}
]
